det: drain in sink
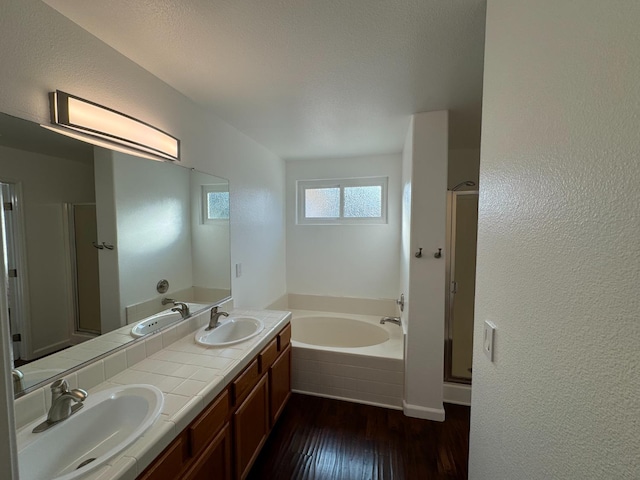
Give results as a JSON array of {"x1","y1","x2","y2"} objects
[{"x1": 76, "y1": 458, "x2": 96, "y2": 470}]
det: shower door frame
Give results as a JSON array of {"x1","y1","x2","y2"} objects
[{"x1": 444, "y1": 189, "x2": 478, "y2": 385}]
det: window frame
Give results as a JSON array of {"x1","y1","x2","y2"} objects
[
  {"x1": 296, "y1": 176, "x2": 388, "y2": 225},
  {"x1": 201, "y1": 184, "x2": 230, "y2": 225}
]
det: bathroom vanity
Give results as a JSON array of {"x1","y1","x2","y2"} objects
[
  {"x1": 138, "y1": 322, "x2": 291, "y2": 480},
  {"x1": 13, "y1": 309, "x2": 291, "y2": 480}
]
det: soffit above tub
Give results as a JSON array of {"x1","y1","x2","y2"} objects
[{"x1": 42, "y1": 0, "x2": 486, "y2": 160}]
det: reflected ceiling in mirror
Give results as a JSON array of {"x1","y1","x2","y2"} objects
[{"x1": 0, "y1": 112, "x2": 231, "y2": 397}]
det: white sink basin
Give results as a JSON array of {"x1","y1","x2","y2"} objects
[
  {"x1": 17, "y1": 384, "x2": 163, "y2": 480},
  {"x1": 130, "y1": 310, "x2": 183, "y2": 338},
  {"x1": 195, "y1": 316, "x2": 264, "y2": 347},
  {"x1": 130, "y1": 303, "x2": 208, "y2": 338}
]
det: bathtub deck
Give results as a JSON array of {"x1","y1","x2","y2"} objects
[{"x1": 247, "y1": 393, "x2": 470, "y2": 480}]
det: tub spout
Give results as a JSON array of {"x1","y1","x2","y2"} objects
[{"x1": 380, "y1": 316, "x2": 401, "y2": 326}]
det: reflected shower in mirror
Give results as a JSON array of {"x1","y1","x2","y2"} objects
[{"x1": 0, "y1": 112, "x2": 231, "y2": 396}]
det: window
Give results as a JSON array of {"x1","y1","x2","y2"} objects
[
  {"x1": 297, "y1": 177, "x2": 388, "y2": 224},
  {"x1": 201, "y1": 184, "x2": 229, "y2": 224}
]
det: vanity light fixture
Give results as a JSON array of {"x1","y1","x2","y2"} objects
[{"x1": 43, "y1": 90, "x2": 180, "y2": 162}]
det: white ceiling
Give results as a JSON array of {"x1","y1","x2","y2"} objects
[{"x1": 43, "y1": 0, "x2": 486, "y2": 160}]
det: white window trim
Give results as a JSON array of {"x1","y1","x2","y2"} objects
[
  {"x1": 296, "y1": 176, "x2": 388, "y2": 225},
  {"x1": 201, "y1": 184, "x2": 229, "y2": 225}
]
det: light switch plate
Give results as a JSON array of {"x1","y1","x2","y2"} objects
[
  {"x1": 483, "y1": 320, "x2": 496, "y2": 361},
  {"x1": 235, "y1": 263, "x2": 242, "y2": 278}
]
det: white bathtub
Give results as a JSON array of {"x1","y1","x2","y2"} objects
[{"x1": 290, "y1": 310, "x2": 404, "y2": 409}]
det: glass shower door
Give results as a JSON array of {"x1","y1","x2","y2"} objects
[{"x1": 446, "y1": 191, "x2": 478, "y2": 383}]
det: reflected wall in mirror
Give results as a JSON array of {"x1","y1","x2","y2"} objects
[{"x1": 0, "y1": 112, "x2": 231, "y2": 397}]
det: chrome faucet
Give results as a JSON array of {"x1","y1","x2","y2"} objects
[
  {"x1": 33, "y1": 379, "x2": 88, "y2": 433},
  {"x1": 380, "y1": 316, "x2": 402, "y2": 326},
  {"x1": 171, "y1": 302, "x2": 190, "y2": 318},
  {"x1": 161, "y1": 297, "x2": 176, "y2": 306},
  {"x1": 206, "y1": 306, "x2": 229, "y2": 331},
  {"x1": 12, "y1": 369, "x2": 24, "y2": 392}
]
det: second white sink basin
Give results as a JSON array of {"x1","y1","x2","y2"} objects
[
  {"x1": 195, "y1": 316, "x2": 264, "y2": 347},
  {"x1": 17, "y1": 384, "x2": 163, "y2": 480},
  {"x1": 130, "y1": 310, "x2": 183, "y2": 338}
]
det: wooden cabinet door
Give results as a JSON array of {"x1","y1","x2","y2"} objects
[
  {"x1": 182, "y1": 424, "x2": 232, "y2": 480},
  {"x1": 138, "y1": 432, "x2": 189, "y2": 480},
  {"x1": 233, "y1": 374, "x2": 269, "y2": 480},
  {"x1": 269, "y1": 344, "x2": 291, "y2": 427}
]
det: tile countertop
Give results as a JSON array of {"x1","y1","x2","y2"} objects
[{"x1": 15, "y1": 309, "x2": 291, "y2": 480}]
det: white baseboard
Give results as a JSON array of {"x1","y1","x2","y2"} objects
[
  {"x1": 402, "y1": 400, "x2": 446, "y2": 421},
  {"x1": 443, "y1": 382, "x2": 471, "y2": 406}
]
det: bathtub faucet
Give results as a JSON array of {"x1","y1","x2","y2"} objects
[{"x1": 380, "y1": 316, "x2": 401, "y2": 326}]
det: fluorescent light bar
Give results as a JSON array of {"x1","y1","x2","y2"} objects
[{"x1": 49, "y1": 91, "x2": 180, "y2": 161}]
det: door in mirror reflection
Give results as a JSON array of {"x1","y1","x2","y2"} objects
[{"x1": 70, "y1": 204, "x2": 101, "y2": 334}]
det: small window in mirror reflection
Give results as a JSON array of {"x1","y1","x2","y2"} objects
[{"x1": 202, "y1": 185, "x2": 229, "y2": 224}]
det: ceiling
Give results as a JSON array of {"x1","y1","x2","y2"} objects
[{"x1": 42, "y1": 0, "x2": 486, "y2": 160}]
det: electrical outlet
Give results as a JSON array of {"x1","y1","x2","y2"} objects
[{"x1": 483, "y1": 320, "x2": 496, "y2": 361}]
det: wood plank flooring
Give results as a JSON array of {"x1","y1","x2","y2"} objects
[{"x1": 247, "y1": 394, "x2": 470, "y2": 480}]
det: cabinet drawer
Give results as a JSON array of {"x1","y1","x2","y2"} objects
[
  {"x1": 277, "y1": 323, "x2": 291, "y2": 351},
  {"x1": 189, "y1": 389, "x2": 229, "y2": 456},
  {"x1": 258, "y1": 338, "x2": 278, "y2": 374},
  {"x1": 231, "y1": 359, "x2": 260, "y2": 406}
]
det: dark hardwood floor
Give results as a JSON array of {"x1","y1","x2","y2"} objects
[{"x1": 248, "y1": 394, "x2": 470, "y2": 480}]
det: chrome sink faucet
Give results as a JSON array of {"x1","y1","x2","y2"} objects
[
  {"x1": 171, "y1": 302, "x2": 190, "y2": 318},
  {"x1": 33, "y1": 379, "x2": 88, "y2": 433},
  {"x1": 380, "y1": 316, "x2": 402, "y2": 326},
  {"x1": 206, "y1": 306, "x2": 229, "y2": 331}
]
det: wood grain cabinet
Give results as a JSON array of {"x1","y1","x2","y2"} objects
[
  {"x1": 269, "y1": 344, "x2": 291, "y2": 427},
  {"x1": 137, "y1": 323, "x2": 291, "y2": 480},
  {"x1": 233, "y1": 374, "x2": 269, "y2": 480},
  {"x1": 182, "y1": 424, "x2": 232, "y2": 480}
]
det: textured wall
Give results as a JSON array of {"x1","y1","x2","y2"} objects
[
  {"x1": 469, "y1": 1, "x2": 640, "y2": 478},
  {"x1": 286, "y1": 154, "x2": 402, "y2": 299}
]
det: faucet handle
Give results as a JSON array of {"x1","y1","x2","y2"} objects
[{"x1": 51, "y1": 379, "x2": 69, "y2": 394}]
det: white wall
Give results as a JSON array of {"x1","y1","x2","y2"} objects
[
  {"x1": 448, "y1": 148, "x2": 480, "y2": 190},
  {"x1": 0, "y1": 0, "x2": 286, "y2": 311},
  {"x1": 399, "y1": 119, "x2": 413, "y2": 316},
  {"x1": 0, "y1": 2, "x2": 287, "y2": 475},
  {"x1": 469, "y1": 1, "x2": 640, "y2": 479},
  {"x1": 190, "y1": 170, "x2": 231, "y2": 293},
  {"x1": 286, "y1": 154, "x2": 401, "y2": 299},
  {"x1": 0, "y1": 145, "x2": 95, "y2": 358},
  {"x1": 112, "y1": 152, "x2": 193, "y2": 322},
  {"x1": 401, "y1": 111, "x2": 448, "y2": 420}
]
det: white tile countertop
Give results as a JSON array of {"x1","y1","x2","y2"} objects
[{"x1": 14, "y1": 308, "x2": 291, "y2": 480}]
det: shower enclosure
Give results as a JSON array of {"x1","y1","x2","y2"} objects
[{"x1": 445, "y1": 185, "x2": 479, "y2": 384}]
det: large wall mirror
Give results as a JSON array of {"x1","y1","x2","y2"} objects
[{"x1": 0, "y1": 112, "x2": 231, "y2": 397}]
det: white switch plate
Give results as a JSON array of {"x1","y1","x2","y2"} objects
[
  {"x1": 483, "y1": 320, "x2": 496, "y2": 361},
  {"x1": 235, "y1": 263, "x2": 242, "y2": 278}
]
